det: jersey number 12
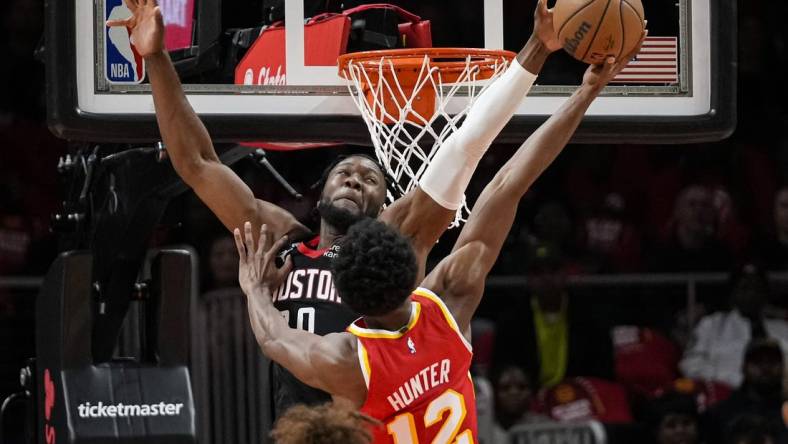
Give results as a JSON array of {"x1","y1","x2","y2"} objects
[{"x1": 386, "y1": 389, "x2": 473, "y2": 444}]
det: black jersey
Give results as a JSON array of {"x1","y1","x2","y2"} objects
[{"x1": 269, "y1": 236, "x2": 358, "y2": 418}]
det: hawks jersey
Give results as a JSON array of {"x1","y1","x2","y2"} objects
[
  {"x1": 348, "y1": 288, "x2": 477, "y2": 444},
  {"x1": 269, "y1": 236, "x2": 358, "y2": 418}
]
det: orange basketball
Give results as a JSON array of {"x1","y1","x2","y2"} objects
[{"x1": 553, "y1": 0, "x2": 645, "y2": 65}]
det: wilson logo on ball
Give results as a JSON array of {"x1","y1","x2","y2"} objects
[{"x1": 564, "y1": 21, "x2": 592, "y2": 54}]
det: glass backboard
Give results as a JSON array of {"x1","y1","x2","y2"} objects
[{"x1": 45, "y1": 0, "x2": 736, "y2": 144}]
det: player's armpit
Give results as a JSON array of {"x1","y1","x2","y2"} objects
[
  {"x1": 379, "y1": 188, "x2": 455, "y2": 277},
  {"x1": 419, "y1": 243, "x2": 488, "y2": 334}
]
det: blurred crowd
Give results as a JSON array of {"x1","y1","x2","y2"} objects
[{"x1": 467, "y1": 256, "x2": 788, "y2": 443}]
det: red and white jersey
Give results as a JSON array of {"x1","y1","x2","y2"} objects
[{"x1": 347, "y1": 288, "x2": 477, "y2": 444}]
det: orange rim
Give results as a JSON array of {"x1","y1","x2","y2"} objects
[{"x1": 338, "y1": 48, "x2": 516, "y2": 82}]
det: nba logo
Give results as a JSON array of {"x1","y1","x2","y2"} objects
[{"x1": 105, "y1": 0, "x2": 145, "y2": 84}]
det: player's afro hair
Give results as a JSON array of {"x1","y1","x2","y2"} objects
[
  {"x1": 271, "y1": 403, "x2": 378, "y2": 444},
  {"x1": 332, "y1": 218, "x2": 418, "y2": 316}
]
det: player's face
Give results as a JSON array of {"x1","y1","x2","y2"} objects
[{"x1": 321, "y1": 157, "x2": 387, "y2": 219}]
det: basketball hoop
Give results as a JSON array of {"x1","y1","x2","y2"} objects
[{"x1": 338, "y1": 48, "x2": 516, "y2": 227}]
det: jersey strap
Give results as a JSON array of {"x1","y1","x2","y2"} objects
[{"x1": 346, "y1": 301, "x2": 422, "y2": 339}]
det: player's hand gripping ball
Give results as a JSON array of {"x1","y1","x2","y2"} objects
[{"x1": 553, "y1": 0, "x2": 645, "y2": 64}]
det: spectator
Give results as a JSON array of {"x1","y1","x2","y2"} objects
[
  {"x1": 680, "y1": 264, "x2": 788, "y2": 387},
  {"x1": 578, "y1": 192, "x2": 643, "y2": 272},
  {"x1": 655, "y1": 378, "x2": 733, "y2": 414},
  {"x1": 498, "y1": 201, "x2": 582, "y2": 274},
  {"x1": 651, "y1": 184, "x2": 734, "y2": 271},
  {"x1": 757, "y1": 186, "x2": 788, "y2": 270},
  {"x1": 725, "y1": 414, "x2": 782, "y2": 444},
  {"x1": 493, "y1": 242, "x2": 614, "y2": 390},
  {"x1": 536, "y1": 377, "x2": 633, "y2": 423},
  {"x1": 643, "y1": 391, "x2": 701, "y2": 444},
  {"x1": 473, "y1": 373, "x2": 497, "y2": 444},
  {"x1": 702, "y1": 339, "x2": 787, "y2": 444},
  {"x1": 491, "y1": 364, "x2": 550, "y2": 441},
  {"x1": 612, "y1": 326, "x2": 681, "y2": 396},
  {"x1": 202, "y1": 234, "x2": 240, "y2": 291},
  {"x1": 533, "y1": 201, "x2": 574, "y2": 254}
]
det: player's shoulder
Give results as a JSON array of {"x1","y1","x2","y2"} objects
[
  {"x1": 411, "y1": 287, "x2": 448, "y2": 310},
  {"x1": 312, "y1": 332, "x2": 357, "y2": 359},
  {"x1": 310, "y1": 332, "x2": 366, "y2": 402},
  {"x1": 411, "y1": 288, "x2": 458, "y2": 327}
]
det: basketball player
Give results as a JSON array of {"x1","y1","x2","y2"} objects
[
  {"x1": 235, "y1": 35, "x2": 646, "y2": 443},
  {"x1": 271, "y1": 403, "x2": 378, "y2": 444},
  {"x1": 109, "y1": 0, "x2": 564, "y2": 417}
]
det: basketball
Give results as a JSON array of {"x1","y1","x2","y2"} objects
[{"x1": 553, "y1": 0, "x2": 645, "y2": 64}]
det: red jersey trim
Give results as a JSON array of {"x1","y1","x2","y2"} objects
[
  {"x1": 412, "y1": 288, "x2": 473, "y2": 353},
  {"x1": 347, "y1": 302, "x2": 421, "y2": 339},
  {"x1": 297, "y1": 236, "x2": 330, "y2": 258}
]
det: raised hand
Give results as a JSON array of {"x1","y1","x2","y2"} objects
[
  {"x1": 582, "y1": 29, "x2": 648, "y2": 92},
  {"x1": 532, "y1": 0, "x2": 562, "y2": 53},
  {"x1": 234, "y1": 222, "x2": 293, "y2": 298},
  {"x1": 106, "y1": 0, "x2": 165, "y2": 58}
]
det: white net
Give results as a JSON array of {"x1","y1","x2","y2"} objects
[{"x1": 342, "y1": 50, "x2": 513, "y2": 227}]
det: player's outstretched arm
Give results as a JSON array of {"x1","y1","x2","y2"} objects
[
  {"x1": 421, "y1": 34, "x2": 647, "y2": 333},
  {"x1": 234, "y1": 222, "x2": 366, "y2": 402},
  {"x1": 107, "y1": 0, "x2": 308, "y2": 241},
  {"x1": 379, "y1": 0, "x2": 561, "y2": 275}
]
